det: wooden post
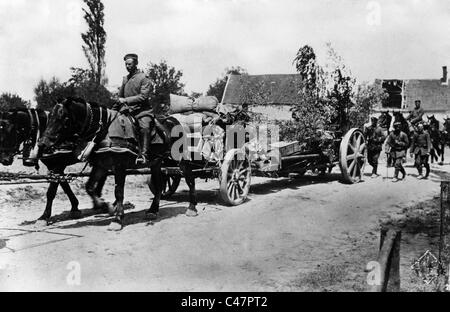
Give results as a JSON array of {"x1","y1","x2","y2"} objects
[
  {"x1": 388, "y1": 231, "x2": 401, "y2": 292},
  {"x1": 371, "y1": 229, "x2": 401, "y2": 292},
  {"x1": 439, "y1": 181, "x2": 450, "y2": 273}
]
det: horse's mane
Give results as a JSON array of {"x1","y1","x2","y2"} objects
[{"x1": 64, "y1": 97, "x2": 103, "y2": 108}]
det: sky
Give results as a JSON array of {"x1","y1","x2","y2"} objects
[{"x1": 0, "y1": 0, "x2": 449, "y2": 103}]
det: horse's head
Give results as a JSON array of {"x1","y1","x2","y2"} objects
[
  {"x1": 393, "y1": 111, "x2": 402, "y2": 119},
  {"x1": 38, "y1": 98, "x2": 83, "y2": 154},
  {"x1": 444, "y1": 117, "x2": 450, "y2": 132},
  {"x1": 0, "y1": 111, "x2": 20, "y2": 165}
]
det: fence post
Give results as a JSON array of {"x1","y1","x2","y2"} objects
[
  {"x1": 371, "y1": 228, "x2": 401, "y2": 292},
  {"x1": 439, "y1": 181, "x2": 450, "y2": 273}
]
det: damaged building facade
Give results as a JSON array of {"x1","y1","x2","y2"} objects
[{"x1": 373, "y1": 66, "x2": 450, "y2": 128}]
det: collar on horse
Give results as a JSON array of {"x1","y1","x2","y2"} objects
[
  {"x1": 0, "y1": 109, "x2": 38, "y2": 155},
  {"x1": 79, "y1": 102, "x2": 93, "y2": 138}
]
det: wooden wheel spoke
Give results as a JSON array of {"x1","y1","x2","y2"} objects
[
  {"x1": 236, "y1": 182, "x2": 243, "y2": 195},
  {"x1": 348, "y1": 145, "x2": 356, "y2": 154},
  {"x1": 239, "y1": 168, "x2": 248, "y2": 176},
  {"x1": 220, "y1": 149, "x2": 251, "y2": 205},
  {"x1": 227, "y1": 182, "x2": 235, "y2": 197},
  {"x1": 352, "y1": 162, "x2": 359, "y2": 178},
  {"x1": 359, "y1": 143, "x2": 366, "y2": 153},
  {"x1": 348, "y1": 159, "x2": 356, "y2": 174},
  {"x1": 340, "y1": 129, "x2": 366, "y2": 184}
]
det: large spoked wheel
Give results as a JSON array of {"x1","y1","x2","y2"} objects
[
  {"x1": 220, "y1": 149, "x2": 251, "y2": 206},
  {"x1": 339, "y1": 128, "x2": 367, "y2": 184},
  {"x1": 149, "y1": 173, "x2": 181, "y2": 199}
]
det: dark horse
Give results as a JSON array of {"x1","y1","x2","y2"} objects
[
  {"x1": 440, "y1": 116, "x2": 450, "y2": 164},
  {"x1": 426, "y1": 115, "x2": 444, "y2": 164},
  {"x1": 392, "y1": 111, "x2": 411, "y2": 144},
  {"x1": 38, "y1": 98, "x2": 205, "y2": 230},
  {"x1": 0, "y1": 108, "x2": 92, "y2": 224}
]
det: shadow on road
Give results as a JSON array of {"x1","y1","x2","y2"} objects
[
  {"x1": 15, "y1": 172, "x2": 344, "y2": 230},
  {"x1": 51, "y1": 203, "x2": 188, "y2": 230},
  {"x1": 249, "y1": 173, "x2": 343, "y2": 195}
]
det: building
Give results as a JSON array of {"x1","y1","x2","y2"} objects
[
  {"x1": 375, "y1": 66, "x2": 449, "y2": 113},
  {"x1": 371, "y1": 66, "x2": 450, "y2": 129},
  {"x1": 221, "y1": 74, "x2": 303, "y2": 121}
]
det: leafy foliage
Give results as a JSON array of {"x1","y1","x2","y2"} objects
[
  {"x1": 145, "y1": 60, "x2": 186, "y2": 116},
  {"x1": 324, "y1": 43, "x2": 356, "y2": 132},
  {"x1": 0, "y1": 93, "x2": 30, "y2": 111},
  {"x1": 34, "y1": 77, "x2": 75, "y2": 111},
  {"x1": 293, "y1": 45, "x2": 318, "y2": 92},
  {"x1": 34, "y1": 68, "x2": 113, "y2": 111},
  {"x1": 290, "y1": 45, "x2": 333, "y2": 141},
  {"x1": 68, "y1": 67, "x2": 114, "y2": 107},
  {"x1": 206, "y1": 66, "x2": 247, "y2": 102},
  {"x1": 350, "y1": 81, "x2": 389, "y2": 129},
  {"x1": 81, "y1": 0, "x2": 107, "y2": 85}
]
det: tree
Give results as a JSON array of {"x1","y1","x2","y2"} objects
[
  {"x1": 323, "y1": 43, "x2": 356, "y2": 132},
  {"x1": 146, "y1": 60, "x2": 186, "y2": 115},
  {"x1": 81, "y1": 0, "x2": 107, "y2": 86},
  {"x1": 206, "y1": 66, "x2": 247, "y2": 102},
  {"x1": 34, "y1": 77, "x2": 76, "y2": 111},
  {"x1": 0, "y1": 93, "x2": 30, "y2": 111},
  {"x1": 67, "y1": 67, "x2": 114, "y2": 107},
  {"x1": 290, "y1": 45, "x2": 332, "y2": 141},
  {"x1": 293, "y1": 45, "x2": 319, "y2": 93},
  {"x1": 350, "y1": 81, "x2": 389, "y2": 129}
]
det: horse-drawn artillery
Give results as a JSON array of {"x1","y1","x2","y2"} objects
[
  {"x1": 0, "y1": 98, "x2": 367, "y2": 230},
  {"x1": 149, "y1": 125, "x2": 367, "y2": 205}
]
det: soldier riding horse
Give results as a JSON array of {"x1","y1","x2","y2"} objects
[{"x1": 38, "y1": 97, "x2": 213, "y2": 230}]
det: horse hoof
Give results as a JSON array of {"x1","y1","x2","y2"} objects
[
  {"x1": 145, "y1": 211, "x2": 158, "y2": 221},
  {"x1": 107, "y1": 220, "x2": 123, "y2": 231},
  {"x1": 186, "y1": 209, "x2": 198, "y2": 217},
  {"x1": 69, "y1": 210, "x2": 82, "y2": 220},
  {"x1": 35, "y1": 219, "x2": 49, "y2": 227},
  {"x1": 107, "y1": 203, "x2": 116, "y2": 216}
]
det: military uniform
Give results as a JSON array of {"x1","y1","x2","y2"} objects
[
  {"x1": 112, "y1": 67, "x2": 154, "y2": 160},
  {"x1": 364, "y1": 123, "x2": 385, "y2": 175},
  {"x1": 407, "y1": 107, "x2": 425, "y2": 126},
  {"x1": 385, "y1": 130, "x2": 409, "y2": 180},
  {"x1": 410, "y1": 129, "x2": 431, "y2": 178}
]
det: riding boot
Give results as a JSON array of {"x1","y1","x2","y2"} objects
[{"x1": 136, "y1": 128, "x2": 151, "y2": 165}]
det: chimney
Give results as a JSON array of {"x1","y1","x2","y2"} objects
[{"x1": 441, "y1": 66, "x2": 448, "y2": 85}]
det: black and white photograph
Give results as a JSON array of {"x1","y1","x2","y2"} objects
[{"x1": 0, "y1": 0, "x2": 450, "y2": 296}]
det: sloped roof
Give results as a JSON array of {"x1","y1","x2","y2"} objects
[
  {"x1": 403, "y1": 79, "x2": 450, "y2": 111},
  {"x1": 221, "y1": 74, "x2": 304, "y2": 105}
]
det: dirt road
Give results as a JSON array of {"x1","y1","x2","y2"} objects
[{"x1": 0, "y1": 159, "x2": 446, "y2": 291}]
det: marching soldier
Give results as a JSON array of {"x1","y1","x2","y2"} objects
[
  {"x1": 410, "y1": 122, "x2": 431, "y2": 179},
  {"x1": 385, "y1": 121, "x2": 409, "y2": 182},
  {"x1": 364, "y1": 117, "x2": 386, "y2": 178},
  {"x1": 113, "y1": 53, "x2": 152, "y2": 165}
]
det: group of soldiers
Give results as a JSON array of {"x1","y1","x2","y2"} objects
[{"x1": 364, "y1": 100, "x2": 431, "y2": 182}]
